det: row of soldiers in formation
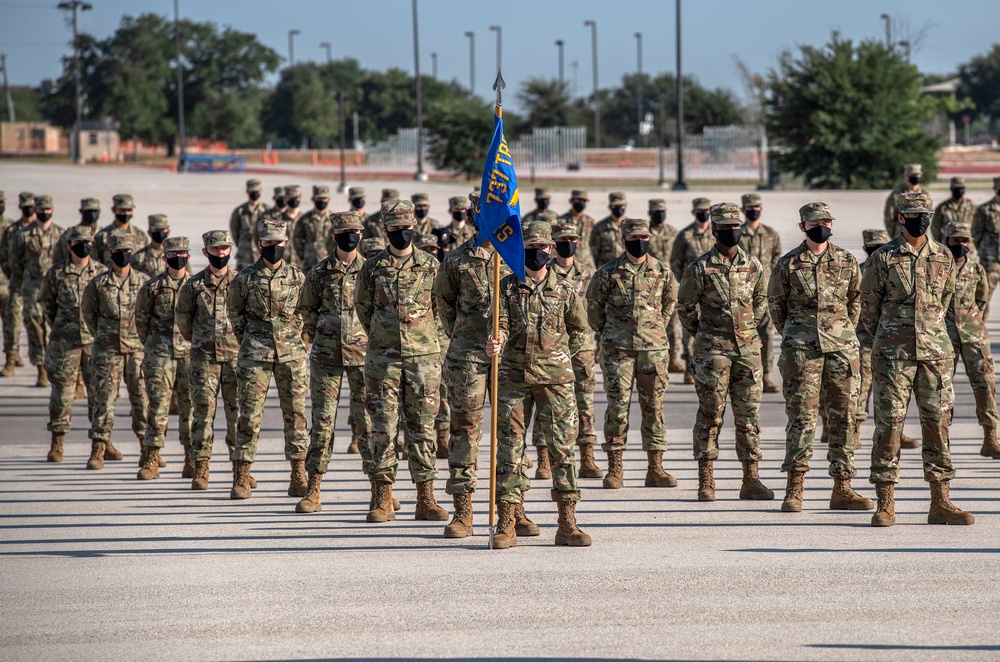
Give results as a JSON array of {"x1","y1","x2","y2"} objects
[{"x1": 1, "y1": 172, "x2": 999, "y2": 548}]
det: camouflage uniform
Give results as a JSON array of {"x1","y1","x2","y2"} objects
[
  {"x1": 292, "y1": 185, "x2": 334, "y2": 272},
  {"x1": 931, "y1": 178, "x2": 976, "y2": 243},
  {"x1": 0, "y1": 191, "x2": 13, "y2": 362},
  {"x1": 556, "y1": 189, "x2": 596, "y2": 271},
  {"x1": 646, "y1": 199, "x2": 682, "y2": 364},
  {"x1": 670, "y1": 198, "x2": 715, "y2": 374},
  {"x1": 855, "y1": 229, "x2": 891, "y2": 425},
  {"x1": 443, "y1": 196, "x2": 476, "y2": 254},
  {"x1": 92, "y1": 194, "x2": 149, "y2": 268},
  {"x1": 52, "y1": 198, "x2": 101, "y2": 265},
  {"x1": 362, "y1": 187, "x2": 400, "y2": 241},
  {"x1": 883, "y1": 164, "x2": 928, "y2": 238},
  {"x1": 738, "y1": 193, "x2": 782, "y2": 381},
  {"x1": 971, "y1": 177, "x2": 1000, "y2": 297},
  {"x1": 410, "y1": 192, "x2": 439, "y2": 237},
  {"x1": 520, "y1": 187, "x2": 552, "y2": 225},
  {"x1": 135, "y1": 237, "x2": 192, "y2": 454},
  {"x1": 175, "y1": 231, "x2": 240, "y2": 462},
  {"x1": 588, "y1": 191, "x2": 628, "y2": 268},
  {"x1": 275, "y1": 185, "x2": 304, "y2": 268},
  {"x1": 261, "y1": 186, "x2": 287, "y2": 222},
  {"x1": 229, "y1": 179, "x2": 268, "y2": 269},
  {"x1": 0, "y1": 192, "x2": 35, "y2": 364},
  {"x1": 130, "y1": 214, "x2": 169, "y2": 277}
]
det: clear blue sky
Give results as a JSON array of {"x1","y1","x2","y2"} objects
[{"x1": 1, "y1": 0, "x2": 996, "y2": 112}]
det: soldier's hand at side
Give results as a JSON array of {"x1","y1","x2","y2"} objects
[{"x1": 485, "y1": 338, "x2": 502, "y2": 357}]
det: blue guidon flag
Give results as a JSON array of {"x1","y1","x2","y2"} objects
[{"x1": 473, "y1": 99, "x2": 525, "y2": 281}]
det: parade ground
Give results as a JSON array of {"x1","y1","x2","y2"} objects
[{"x1": 1, "y1": 163, "x2": 999, "y2": 661}]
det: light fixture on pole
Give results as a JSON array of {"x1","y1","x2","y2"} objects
[
  {"x1": 57, "y1": 0, "x2": 92, "y2": 164},
  {"x1": 320, "y1": 41, "x2": 331, "y2": 64},
  {"x1": 288, "y1": 29, "x2": 300, "y2": 66},
  {"x1": 672, "y1": 0, "x2": 687, "y2": 190},
  {"x1": 555, "y1": 39, "x2": 564, "y2": 86},
  {"x1": 464, "y1": 31, "x2": 475, "y2": 95},
  {"x1": 412, "y1": 0, "x2": 426, "y2": 181},
  {"x1": 583, "y1": 20, "x2": 599, "y2": 148},
  {"x1": 489, "y1": 25, "x2": 502, "y2": 71}
]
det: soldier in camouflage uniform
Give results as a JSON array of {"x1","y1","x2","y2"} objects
[
  {"x1": 0, "y1": 191, "x2": 13, "y2": 373},
  {"x1": 415, "y1": 233, "x2": 451, "y2": 460},
  {"x1": 292, "y1": 185, "x2": 334, "y2": 271},
  {"x1": 176, "y1": 230, "x2": 243, "y2": 490},
  {"x1": 589, "y1": 191, "x2": 628, "y2": 269},
  {"x1": 227, "y1": 219, "x2": 310, "y2": 500},
  {"x1": 768, "y1": 202, "x2": 871, "y2": 513},
  {"x1": 0, "y1": 191, "x2": 35, "y2": 376},
  {"x1": 557, "y1": 189, "x2": 596, "y2": 271},
  {"x1": 52, "y1": 198, "x2": 101, "y2": 264},
  {"x1": 295, "y1": 211, "x2": 370, "y2": 514},
  {"x1": 81, "y1": 231, "x2": 149, "y2": 470},
  {"x1": 971, "y1": 176, "x2": 1000, "y2": 303},
  {"x1": 130, "y1": 214, "x2": 169, "y2": 277},
  {"x1": 853, "y1": 229, "x2": 891, "y2": 444},
  {"x1": 861, "y1": 191, "x2": 974, "y2": 527},
  {"x1": 943, "y1": 221, "x2": 1000, "y2": 460},
  {"x1": 670, "y1": 197, "x2": 715, "y2": 383},
  {"x1": 40, "y1": 225, "x2": 105, "y2": 462},
  {"x1": 587, "y1": 218, "x2": 678, "y2": 490},
  {"x1": 646, "y1": 198, "x2": 684, "y2": 373},
  {"x1": 274, "y1": 184, "x2": 304, "y2": 268},
  {"x1": 362, "y1": 187, "x2": 400, "y2": 241},
  {"x1": 677, "y1": 202, "x2": 774, "y2": 502},
  {"x1": 410, "y1": 192, "x2": 438, "y2": 235},
  {"x1": 932, "y1": 177, "x2": 976, "y2": 243},
  {"x1": 361, "y1": 237, "x2": 384, "y2": 259},
  {"x1": 520, "y1": 187, "x2": 552, "y2": 224},
  {"x1": 135, "y1": 237, "x2": 192, "y2": 480},
  {"x1": 229, "y1": 179, "x2": 268, "y2": 270},
  {"x1": 347, "y1": 185, "x2": 366, "y2": 217},
  {"x1": 739, "y1": 193, "x2": 782, "y2": 393},
  {"x1": 883, "y1": 163, "x2": 928, "y2": 238},
  {"x1": 356, "y1": 200, "x2": 449, "y2": 524},
  {"x1": 262, "y1": 185, "x2": 287, "y2": 221},
  {"x1": 92, "y1": 194, "x2": 148, "y2": 268},
  {"x1": 486, "y1": 221, "x2": 592, "y2": 549},
  {"x1": 440, "y1": 196, "x2": 475, "y2": 254},
  {"x1": 9, "y1": 194, "x2": 63, "y2": 387}
]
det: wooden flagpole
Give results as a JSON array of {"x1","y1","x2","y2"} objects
[{"x1": 488, "y1": 69, "x2": 505, "y2": 549}]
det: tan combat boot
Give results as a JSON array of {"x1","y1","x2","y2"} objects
[
  {"x1": 820, "y1": 416, "x2": 830, "y2": 445},
  {"x1": 232, "y1": 463, "x2": 258, "y2": 489},
  {"x1": 137, "y1": 448, "x2": 161, "y2": 480},
  {"x1": 367, "y1": 480, "x2": 396, "y2": 522},
  {"x1": 230, "y1": 460, "x2": 253, "y2": 500},
  {"x1": 980, "y1": 426, "x2": 1000, "y2": 459},
  {"x1": 347, "y1": 429, "x2": 360, "y2": 454},
  {"x1": 667, "y1": 354, "x2": 685, "y2": 373},
  {"x1": 644, "y1": 450, "x2": 677, "y2": 487},
  {"x1": 830, "y1": 477, "x2": 874, "y2": 510},
  {"x1": 436, "y1": 427, "x2": 450, "y2": 459},
  {"x1": 515, "y1": 496, "x2": 540, "y2": 536},
  {"x1": 86, "y1": 441, "x2": 105, "y2": 470},
  {"x1": 928, "y1": 481, "x2": 975, "y2": 525},
  {"x1": 697, "y1": 458, "x2": 715, "y2": 501},
  {"x1": 47, "y1": 433, "x2": 64, "y2": 463},
  {"x1": 74, "y1": 373, "x2": 86, "y2": 399},
  {"x1": 103, "y1": 439, "x2": 123, "y2": 461},
  {"x1": 739, "y1": 459, "x2": 775, "y2": 500},
  {"x1": 554, "y1": 499, "x2": 592, "y2": 547},
  {"x1": 761, "y1": 373, "x2": 779, "y2": 394},
  {"x1": 35, "y1": 365, "x2": 48, "y2": 388},
  {"x1": 415, "y1": 480, "x2": 449, "y2": 521},
  {"x1": 853, "y1": 424, "x2": 862, "y2": 451},
  {"x1": 683, "y1": 370, "x2": 695, "y2": 385},
  {"x1": 444, "y1": 493, "x2": 474, "y2": 538},
  {"x1": 191, "y1": 459, "x2": 210, "y2": 490},
  {"x1": 491, "y1": 501, "x2": 517, "y2": 549},
  {"x1": 899, "y1": 432, "x2": 920, "y2": 449},
  {"x1": 296, "y1": 471, "x2": 323, "y2": 513},
  {"x1": 871, "y1": 482, "x2": 895, "y2": 527},
  {"x1": 14, "y1": 354, "x2": 24, "y2": 367},
  {"x1": 781, "y1": 471, "x2": 805, "y2": 512},
  {"x1": 140, "y1": 443, "x2": 166, "y2": 468},
  {"x1": 287, "y1": 459, "x2": 308, "y2": 497},
  {"x1": 181, "y1": 442, "x2": 195, "y2": 479},
  {"x1": 603, "y1": 449, "x2": 624, "y2": 489},
  {"x1": 578, "y1": 444, "x2": 603, "y2": 478},
  {"x1": 0, "y1": 355, "x2": 16, "y2": 377},
  {"x1": 534, "y1": 446, "x2": 551, "y2": 480}
]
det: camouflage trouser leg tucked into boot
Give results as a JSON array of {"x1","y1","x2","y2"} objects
[
  {"x1": 47, "y1": 344, "x2": 93, "y2": 436},
  {"x1": 443, "y1": 358, "x2": 489, "y2": 495},
  {"x1": 89, "y1": 349, "x2": 147, "y2": 444},
  {"x1": 692, "y1": 350, "x2": 763, "y2": 462},
  {"x1": 141, "y1": 354, "x2": 192, "y2": 450},
  {"x1": 306, "y1": 360, "x2": 371, "y2": 474},
  {"x1": 954, "y1": 341, "x2": 1000, "y2": 429},
  {"x1": 600, "y1": 348, "x2": 669, "y2": 453},
  {"x1": 232, "y1": 358, "x2": 309, "y2": 464},
  {"x1": 189, "y1": 356, "x2": 239, "y2": 461}
]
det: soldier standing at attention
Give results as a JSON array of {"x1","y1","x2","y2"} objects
[
  {"x1": 92, "y1": 194, "x2": 148, "y2": 268},
  {"x1": 228, "y1": 220, "x2": 310, "y2": 500},
  {"x1": 943, "y1": 221, "x2": 1000, "y2": 460},
  {"x1": 356, "y1": 200, "x2": 448, "y2": 524},
  {"x1": 587, "y1": 218, "x2": 678, "y2": 491},
  {"x1": 292, "y1": 185, "x2": 334, "y2": 272},
  {"x1": 130, "y1": 214, "x2": 170, "y2": 277},
  {"x1": 40, "y1": 225, "x2": 105, "y2": 462},
  {"x1": 556, "y1": 189, "x2": 596, "y2": 271},
  {"x1": 521, "y1": 187, "x2": 552, "y2": 224},
  {"x1": 229, "y1": 179, "x2": 267, "y2": 270},
  {"x1": 677, "y1": 203, "x2": 773, "y2": 503},
  {"x1": 738, "y1": 193, "x2": 782, "y2": 393},
  {"x1": 486, "y1": 220, "x2": 592, "y2": 549},
  {"x1": 262, "y1": 185, "x2": 287, "y2": 221},
  {"x1": 135, "y1": 237, "x2": 192, "y2": 480},
  {"x1": 441, "y1": 196, "x2": 475, "y2": 253},
  {"x1": 81, "y1": 231, "x2": 149, "y2": 470},
  {"x1": 53, "y1": 198, "x2": 101, "y2": 264},
  {"x1": 176, "y1": 231, "x2": 244, "y2": 490},
  {"x1": 853, "y1": 229, "x2": 891, "y2": 448},
  {"x1": 589, "y1": 191, "x2": 628, "y2": 269},
  {"x1": 414, "y1": 233, "x2": 451, "y2": 461},
  {"x1": 931, "y1": 177, "x2": 976, "y2": 243},
  {"x1": 861, "y1": 191, "x2": 974, "y2": 527},
  {"x1": 768, "y1": 203, "x2": 871, "y2": 513},
  {"x1": 670, "y1": 197, "x2": 715, "y2": 383},
  {"x1": 362, "y1": 188, "x2": 400, "y2": 241},
  {"x1": 883, "y1": 163, "x2": 928, "y2": 238},
  {"x1": 646, "y1": 198, "x2": 684, "y2": 374},
  {"x1": 276, "y1": 185, "x2": 304, "y2": 268},
  {"x1": 410, "y1": 192, "x2": 438, "y2": 235},
  {"x1": 296, "y1": 212, "x2": 370, "y2": 514},
  {"x1": 971, "y1": 176, "x2": 1000, "y2": 304},
  {"x1": 0, "y1": 191, "x2": 35, "y2": 376},
  {"x1": 0, "y1": 191, "x2": 13, "y2": 368},
  {"x1": 347, "y1": 186, "x2": 366, "y2": 217}
]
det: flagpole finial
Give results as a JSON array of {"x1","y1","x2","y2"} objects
[{"x1": 493, "y1": 68, "x2": 505, "y2": 105}]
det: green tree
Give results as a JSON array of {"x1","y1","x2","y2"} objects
[
  {"x1": 959, "y1": 44, "x2": 1000, "y2": 132},
  {"x1": 425, "y1": 97, "x2": 495, "y2": 179},
  {"x1": 516, "y1": 78, "x2": 584, "y2": 129},
  {"x1": 262, "y1": 64, "x2": 339, "y2": 147},
  {"x1": 765, "y1": 34, "x2": 940, "y2": 189}
]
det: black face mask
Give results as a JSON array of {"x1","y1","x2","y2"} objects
[
  {"x1": 414, "y1": 207, "x2": 429, "y2": 220},
  {"x1": 21, "y1": 206, "x2": 34, "y2": 218},
  {"x1": 166, "y1": 255, "x2": 188, "y2": 270},
  {"x1": 805, "y1": 226, "x2": 833, "y2": 244},
  {"x1": 315, "y1": 200, "x2": 329, "y2": 211},
  {"x1": 0, "y1": 204, "x2": 4, "y2": 215},
  {"x1": 949, "y1": 244, "x2": 969, "y2": 260},
  {"x1": 261, "y1": 243, "x2": 285, "y2": 263},
  {"x1": 451, "y1": 211, "x2": 466, "y2": 223},
  {"x1": 387, "y1": 228, "x2": 415, "y2": 250},
  {"x1": 350, "y1": 198, "x2": 365, "y2": 210},
  {"x1": 715, "y1": 228, "x2": 743, "y2": 247},
  {"x1": 624, "y1": 238, "x2": 650, "y2": 258},
  {"x1": 287, "y1": 198, "x2": 301, "y2": 209},
  {"x1": 70, "y1": 242, "x2": 92, "y2": 258},
  {"x1": 207, "y1": 253, "x2": 230, "y2": 269},
  {"x1": 81, "y1": 210, "x2": 99, "y2": 224},
  {"x1": 745, "y1": 209, "x2": 762, "y2": 222},
  {"x1": 572, "y1": 201, "x2": 587, "y2": 213},
  {"x1": 649, "y1": 211, "x2": 666, "y2": 226},
  {"x1": 903, "y1": 214, "x2": 931, "y2": 238},
  {"x1": 248, "y1": 191, "x2": 261, "y2": 202},
  {"x1": 695, "y1": 210, "x2": 710, "y2": 223},
  {"x1": 114, "y1": 212, "x2": 132, "y2": 224},
  {"x1": 35, "y1": 211, "x2": 53, "y2": 223},
  {"x1": 555, "y1": 241, "x2": 577, "y2": 258},
  {"x1": 424, "y1": 248, "x2": 442, "y2": 262},
  {"x1": 432, "y1": 227, "x2": 451, "y2": 246},
  {"x1": 524, "y1": 247, "x2": 550, "y2": 271},
  {"x1": 611, "y1": 206, "x2": 626, "y2": 219},
  {"x1": 536, "y1": 199, "x2": 549, "y2": 211},
  {"x1": 952, "y1": 188, "x2": 965, "y2": 200},
  {"x1": 150, "y1": 230, "x2": 168, "y2": 244},
  {"x1": 274, "y1": 198, "x2": 286, "y2": 209},
  {"x1": 863, "y1": 244, "x2": 884, "y2": 257},
  {"x1": 908, "y1": 175, "x2": 921, "y2": 186},
  {"x1": 110, "y1": 250, "x2": 132, "y2": 268},
  {"x1": 335, "y1": 232, "x2": 361, "y2": 252}
]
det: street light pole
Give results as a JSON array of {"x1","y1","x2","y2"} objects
[
  {"x1": 431, "y1": 52, "x2": 437, "y2": 80},
  {"x1": 880, "y1": 13, "x2": 891, "y2": 49},
  {"x1": 464, "y1": 31, "x2": 475, "y2": 95},
  {"x1": 583, "y1": 20, "x2": 599, "y2": 148},
  {"x1": 489, "y1": 25, "x2": 501, "y2": 71},
  {"x1": 635, "y1": 31, "x2": 643, "y2": 147},
  {"x1": 571, "y1": 60, "x2": 579, "y2": 97},
  {"x1": 555, "y1": 40, "x2": 564, "y2": 86},
  {"x1": 288, "y1": 29, "x2": 300, "y2": 66},
  {"x1": 337, "y1": 89, "x2": 347, "y2": 193},
  {"x1": 412, "y1": 0, "x2": 426, "y2": 181},
  {"x1": 320, "y1": 41, "x2": 331, "y2": 64},
  {"x1": 57, "y1": 0, "x2": 92, "y2": 164},
  {"x1": 174, "y1": 0, "x2": 186, "y2": 170},
  {"x1": 672, "y1": 0, "x2": 687, "y2": 190}
]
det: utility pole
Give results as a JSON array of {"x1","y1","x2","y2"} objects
[
  {"x1": 412, "y1": 0, "x2": 426, "y2": 181},
  {"x1": 571, "y1": 60, "x2": 579, "y2": 97},
  {"x1": 489, "y1": 25, "x2": 502, "y2": 71},
  {"x1": 337, "y1": 89, "x2": 347, "y2": 193},
  {"x1": 583, "y1": 20, "x2": 600, "y2": 148},
  {"x1": 57, "y1": 0, "x2": 92, "y2": 164},
  {"x1": 0, "y1": 54, "x2": 14, "y2": 122},
  {"x1": 174, "y1": 0, "x2": 185, "y2": 170},
  {"x1": 555, "y1": 40, "x2": 564, "y2": 86},
  {"x1": 320, "y1": 41, "x2": 331, "y2": 64},
  {"x1": 431, "y1": 52, "x2": 437, "y2": 80},
  {"x1": 880, "y1": 13, "x2": 891, "y2": 49},
  {"x1": 672, "y1": 0, "x2": 687, "y2": 190},
  {"x1": 464, "y1": 31, "x2": 475, "y2": 95},
  {"x1": 635, "y1": 32, "x2": 643, "y2": 147},
  {"x1": 288, "y1": 29, "x2": 300, "y2": 66}
]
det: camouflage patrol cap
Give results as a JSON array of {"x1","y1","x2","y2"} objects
[
  {"x1": 862, "y1": 229, "x2": 891, "y2": 247},
  {"x1": 570, "y1": 189, "x2": 589, "y2": 201},
  {"x1": 945, "y1": 221, "x2": 972, "y2": 240},
  {"x1": 257, "y1": 219, "x2": 288, "y2": 242},
  {"x1": 648, "y1": 198, "x2": 667, "y2": 212},
  {"x1": 273, "y1": 186, "x2": 285, "y2": 196},
  {"x1": 522, "y1": 220, "x2": 555, "y2": 246},
  {"x1": 552, "y1": 223, "x2": 580, "y2": 240},
  {"x1": 331, "y1": 210, "x2": 364, "y2": 232},
  {"x1": 414, "y1": 233, "x2": 438, "y2": 249},
  {"x1": 312, "y1": 185, "x2": 330, "y2": 199},
  {"x1": 107, "y1": 231, "x2": 133, "y2": 251},
  {"x1": 34, "y1": 194, "x2": 53, "y2": 209},
  {"x1": 896, "y1": 191, "x2": 933, "y2": 214},
  {"x1": 798, "y1": 202, "x2": 835, "y2": 223},
  {"x1": 469, "y1": 190, "x2": 480, "y2": 204},
  {"x1": 993, "y1": 176, "x2": 1000, "y2": 188},
  {"x1": 692, "y1": 197, "x2": 711, "y2": 211},
  {"x1": 80, "y1": 197, "x2": 100, "y2": 211},
  {"x1": 621, "y1": 218, "x2": 651, "y2": 237},
  {"x1": 382, "y1": 199, "x2": 415, "y2": 227},
  {"x1": 112, "y1": 193, "x2": 134, "y2": 210},
  {"x1": 67, "y1": 225, "x2": 95, "y2": 243},
  {"x1": 411, "y1": 192, "x2": 430, "y2": 204},
  {"x1": 202, "y1": 230, "x2": 233, "y2": 249},
  {"x1": 19, "y1": 191, "x2": 35, "y2": 207},
  {"x1": 536, "y1": 211, "x2": 559, "y2": 224},
  {"x1": 534, "y1": 187, "x2": 551, "y2": 199},
  {"x1": 710, "y1": 202, "x2": 743, "y2": 226},
  {"x1": 147, "y1": 214, "x2": 169, "y2": 230},
  {"x1": 903, "y1": 163, "x2": 922, "y2": 176},
  {"x1": 163, "y1": 236, "x2": 189, "y2": 253},
  {"x1": 741, "y1": 192, "x2": 763, "y2": 207},
  {"x1": 448, "y1": 196, "x2": 469, "y2": 210},
  {"x1": 950, "y1": 176, "x2": 966, "y2": 188},
  {"x1": 348, "y1": 186, "x2": 366, "y2": 198},
  {"x1": 381, "y1": 188, "x2": 400, "y2": 201},
  {"x1": 360, "y1": 237, "x2": 385, "y2": 255},
  {"x1": 246, "y1": 178, "x2": 262, "y2": 192},
  {"x1": 608, "y1": 191, "x2": 627, "y2": 205},
  {"x1": 284, "y1": 185, "x2": 302, "y2": 198}
]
